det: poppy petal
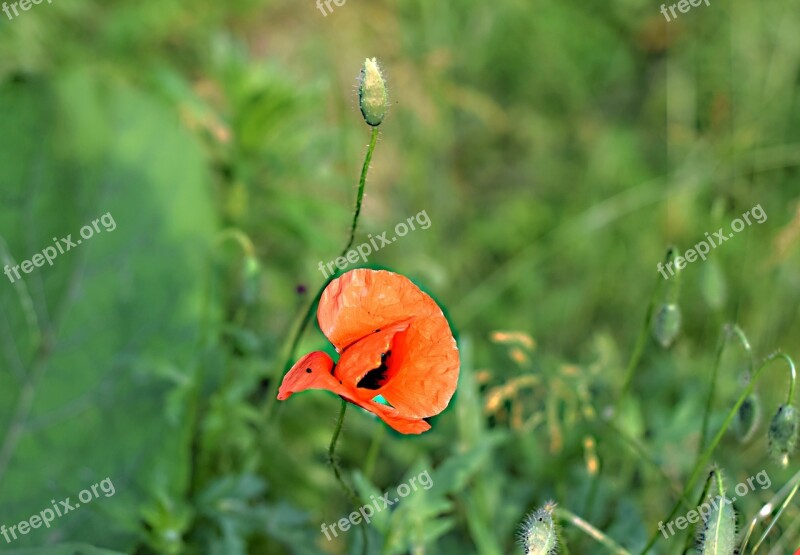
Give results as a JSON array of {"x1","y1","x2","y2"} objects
[
  {"x1": 277, "y1": 351, "x2": 342, "y2": 400},
  {"x1": 318, "y1": 269, "x2": 459, "y2": 419},
  {"x1": 342, "y1": 393, "x2": 431, "y2": 434},
  {"x1": 318, "y1": 269, "x2": 439, "y2": 351},
  {"x1": 334, "y1": 320, "x2": 410, "y2": 394},
  {"x1": 375, "y1": 310, "x2": 459, "y2": 418}
]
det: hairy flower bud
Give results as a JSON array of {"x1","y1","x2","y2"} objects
[
  {"x1": 358, "y1": 58, "x2": 388, "y2": 127},
  {"x1": 698, "y1": 500, "x2": 736, "y2": 555},
  {"x1": 768, "y1": 404, "x2": 799, "y2": 467},
  {"x1": 519, "y1": 501, "x2": 558, "y2": 555}
]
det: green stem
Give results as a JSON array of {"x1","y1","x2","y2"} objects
[
  {"x1": 749, "y1": 478, "x2": 800, "y2": 553},
  {"x1": 616, "y1": 248, "x2": 679, "y2": 415},
  {"x1": 614, "y1": 283, "x2": 657, "y2": 416},
  {"x1": 213, "y1": 228, "x2": 256, "y2": 257},
  {"x1": 264, "y1": 126, "x2": 381, "y2": 416},
  {"x1": 698, "y1": 324, "x2": 754, "y2": 456},
  {"x1": 680, "y1": 469, "x2": 718, "y2": 554},
  {"x1": 328, "y1": 400, "x2": 359, "y2": 504},
  {"x1": 664, "y1": 247, "x2": 681, "y2": 305},
  {"x1": 556, "y1": 507, "x2": 630, "y2": 555},
  {"x1": 639, "y1": 351, "x2": 797, "y2": 554},
  {"x1": 738, "y1": 468, "x2": 800, "y2": 553},
  {"x1": 329, "y1": 399, "x2": 367, "y2": 555},
  {"x1": 342, "y1": 127, "x2": 379, "y2": 256}
]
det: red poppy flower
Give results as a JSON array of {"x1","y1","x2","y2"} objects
[{"x1": 278, "y1": 269, "x2": 460, "y2": 434}]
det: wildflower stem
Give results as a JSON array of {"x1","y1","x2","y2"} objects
[
  {"x1": 738, "y1": 467, "x2": 800, "y2": 553},
  {"x1": 749, "y1": 477, "x2": 799, "y2": 553},
  {"x1": 342, "y1": 127, "x2": 379, "y2": 256},
  {"x1": 614, "y1": 278, "x2": 658, "y2": 416},
  {"x1": 640, "y1": 350, "x2": 797, "y2": 554},
  {"x1": 555, "y1": 507, "x2": 630, "y2": 555},
  {"x1": 328, "y1": 398, "x2": 367, "y2": 555},
  {"x1": 266, "y1": 126, "x2": 381, "y2": 416},
  {"x1": 698, "y1": 323, "x2": 754, "y2": 455}
]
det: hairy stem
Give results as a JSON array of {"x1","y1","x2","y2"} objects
[
  {"x1": 264, "y1": 127, "x2": 381, "y2": 416},
  {"x1": 329, "y1": 399, "x2": 367, "y2": 555}
]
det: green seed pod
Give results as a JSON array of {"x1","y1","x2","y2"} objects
[
  {"x1": 358, "y1": 58, "x2": 388, "y2": 127},
  {"x1": 652, "y1": 303, "x2": 681, "y2": 348},
  {"x1": 732, "y1": 393, "x2": 761, "y2": 443},
  {"x1": 519, "y1": 501, "x2": 558, "y2": 555},
  {"x1": 768, "y1": 404, "x2": 799, "y2": 467},
  {"x1": 697, "y1": 497, "x2": 736, "y2": 555}
]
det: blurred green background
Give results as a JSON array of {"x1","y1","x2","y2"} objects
[{"x1": 0, "y1": 0, "x2": 799, "y2": 553}]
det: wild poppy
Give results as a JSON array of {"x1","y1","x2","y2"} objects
[{"x1": 278, "y1": 269, "x2": 460, "y2": 434}]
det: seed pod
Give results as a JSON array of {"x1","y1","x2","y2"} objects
[
  {"x1": 519, "y1": 501, "x2": 558, "y2": 555},
  {"x1": 652, "y1": 303, "x2": 681, "y2": 348},
  {"x1": 697, "y1": 497, "x2": 736, "y2": 555},
  {"x1": 768, "y1": 404, "x2": 799, "y2": 467},
  {"x1": 358, "y1": 58, "x2": 388, "y2": 127},
  {"x1": 732, "y1": 393, "x2": 761, "y2": 443}
]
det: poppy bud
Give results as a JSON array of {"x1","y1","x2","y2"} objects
[
  {"x1": 358, "y1": 58, "x2": 388, "y2": 127},
  {"x1": 732, "y1": 393, "x2": 760, "y2": 443},
  {"x1": 697, "y1": 498, "x2": 736, "y2": 555},
  {"x1": 768, "y1": 404, "x2": 799, "y2": 467},
  {"x1": 652, "y1": 303, "x2": 681, "y2": 348},
  {"x1": 519, "y1": 501, "x2": 558, "y2": 555}
]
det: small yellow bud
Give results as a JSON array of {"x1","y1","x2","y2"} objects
[{"x1": 358, "y1": 58, "x2": 388, "y2": 127}]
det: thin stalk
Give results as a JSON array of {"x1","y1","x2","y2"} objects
[
  {"x1": 680, "y1": 469, "x2": 718, "y2": 555},
  {"x1": 616, "y1": 247, "x2": 679, "y2": 415},
  {"x1": 556, "y1": 507, "x2": 630, "y2": 555},
  {"x1": 698, "y1": 324, "x2": 755, "y2": 456},
  {"x1": 329, "y1": 399, "x2": 367, "y2": 555},
  {"x1": 640, "y1": 351, "x2": 797, "y2": 554},
  {"x1": 750, "y1": 479, "x2": 800, "y2": 553},
  {"x1": 264, "y1": 127, "x2": 381, "y2": 416},
  {"x1": 342, "y1": 127, "x2": 379, "y2": 255},
  {"x1": 614, "y1": 285, "x2": 657, "y2": 415},
  {"x1": 738, "y1": 468, "x2": 800, "y2": 553}
]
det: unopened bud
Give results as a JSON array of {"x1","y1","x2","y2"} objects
[
  {"x1": 358, "y1": 58, "x2": 388, "y2": 127},
  {"x1": 698, "y1": 498, "x2": 736, "y2": 555},
  {"x1": 519, "y1": 501, "x2": 558, "y2": 555},
  {"x1": 652, "y1": 303, "x2": 681, "y2": 348},
  {"x1": 768, "y1": 404, "x2": 799, "y2": 467}
]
